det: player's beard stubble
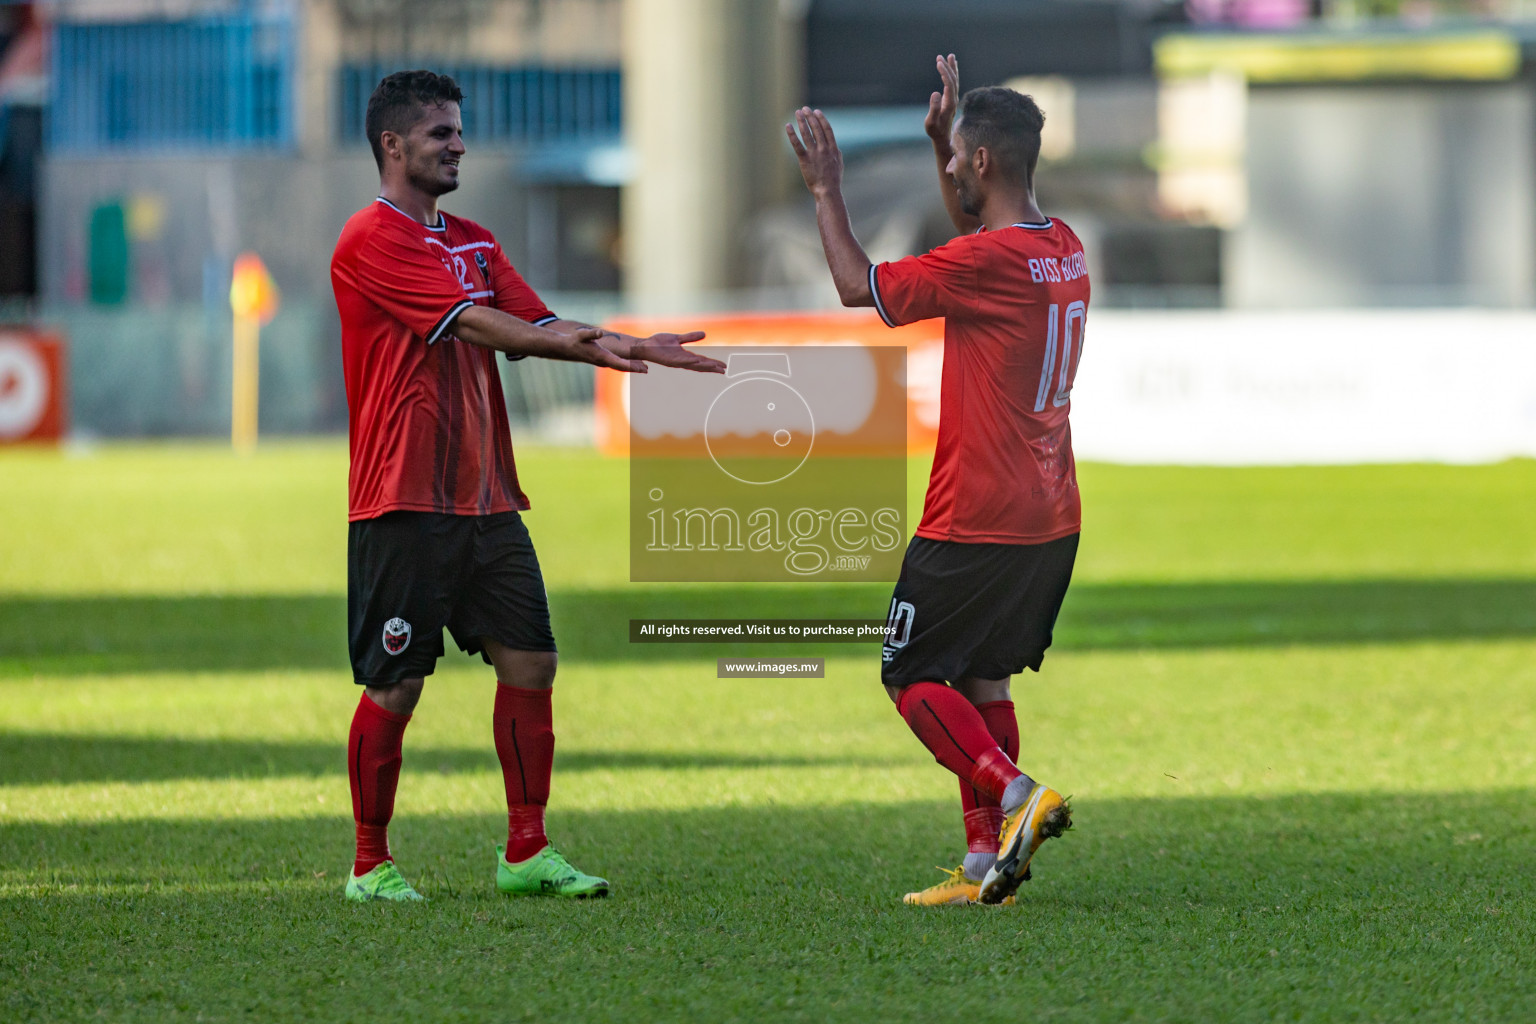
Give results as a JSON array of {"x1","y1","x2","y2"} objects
[
  {"x1": 954, "y1": 172, "x2": 981, "y2": 218},
  {"x1": 404, "y1": 142, "x2": 460, "y2": 198}
]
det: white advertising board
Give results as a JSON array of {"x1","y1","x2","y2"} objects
[{"x1": 1071, "y1": 310, "x2": 1536, "y2": 464}]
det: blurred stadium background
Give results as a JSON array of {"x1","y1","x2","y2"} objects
[
  {"x1": 6, "y1": 6, "x2": 1536, "y2": 1018},
  {"x1": 1, "y1": 0, "x2": 1534, "y2": 452}
]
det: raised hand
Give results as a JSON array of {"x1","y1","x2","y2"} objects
[
  {"x1": 785, "y1": 107, "x2": 844, "y2": 196},
  {"x1": 924, "y1": 53, "x2": 960, "y2": 152},
  {"x1": 633, "y1": 331, "x2": 725, "y2": 373},
  {"x1": 923, "y1": 54, "x2": 979, "y2": 234}
]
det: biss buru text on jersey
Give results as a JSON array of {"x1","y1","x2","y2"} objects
[{"x1": 1028, "y1": 251, "x2": 1088, "y2": 284}]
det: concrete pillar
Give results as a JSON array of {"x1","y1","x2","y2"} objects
[
  {"x1": 298, "y1": 0, "x2": 341, "y2": 158},
  {"x1": 621, "y1": 0, "x2": 803, "y2": 307}
]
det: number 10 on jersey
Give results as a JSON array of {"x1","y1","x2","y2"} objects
[{"x1": 1033, "y1": 301, "x2": 1086, "y2": 413}]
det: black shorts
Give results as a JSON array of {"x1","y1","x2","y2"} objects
[
  {"x1": 347, "y1": 510, "x2": 556, "y2": 687},
  {"x1": 880, "y1": 533, "x2": 1078, "y2": 688}
]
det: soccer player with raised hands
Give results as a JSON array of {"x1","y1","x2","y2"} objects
[{"x1": 787, "y1": 54, "x2": 1088, "y2": 906}]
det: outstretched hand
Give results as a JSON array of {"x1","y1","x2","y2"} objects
[
  {"x1": 785, "y1": 107, "x2": 844, "y2": 196},
  {"x1": 924, "y1": 53, "x2": 960, "y2": 152},
  {"x1": 572, "y1": 327, "x2": 647, "y2": 373},
  {"x1": 634, "y1": 331, "x2": 724, "y2": 373}
]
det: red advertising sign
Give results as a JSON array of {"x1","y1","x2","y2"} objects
[{"x1": 0, "y1": 329, "x2": 68, "y2": 444}]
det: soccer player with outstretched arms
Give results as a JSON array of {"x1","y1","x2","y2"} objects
[
  {"x1": 787, "y1": 54, "x2": 1087, "y2": 905},
  {"x1": 331, "y1": 70, "x2": 723, "y2": 902}
]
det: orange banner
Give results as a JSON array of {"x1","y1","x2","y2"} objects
[
  {"x1": 0, "y1": 329, "x2": 67, "y2": 444},
  {"x1": 596, "y1": 311, "x2": 944, "y2": 456}
]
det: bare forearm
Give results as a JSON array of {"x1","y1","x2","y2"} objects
[
  {"x1": 452, "y1": 306, "x2": 639, "y2": 372},
  {"x1": 812, "y1": 187, "x2": 874, "y2": 307},
  {"x1": 452, "y1": 305, "x2": 573, "y2": 357}
]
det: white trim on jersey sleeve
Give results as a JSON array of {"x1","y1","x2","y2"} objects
[
  {"x1": 426, "y1": 299, "x2": 475, "y2": 346},
  {"x1": 869, "y1": 264, "x2": 898, "y2": 328}
]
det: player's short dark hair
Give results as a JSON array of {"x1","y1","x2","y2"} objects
[
  {"x1": 365, "y1": 70, "x2": 464, "y2": 171},
  {"x1": 956, "y1": 87, "x2": 1045, "y2": 188}
]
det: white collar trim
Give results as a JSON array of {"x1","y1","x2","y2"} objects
[{"x1": 375, "y1": 196, "x2": 446, "y2": 232}]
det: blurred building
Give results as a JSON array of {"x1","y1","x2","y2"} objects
[
  {"x1": 7, "y1": 0, "x2": 1536, "y2": 438},
  {"x1": 0, "y1": 3, "x2": 44, "y2": 297},
  {"x1": 768, "y1": 0, "x2": 1536, "y2": 310},
  {"x1": 19, "y1": 0, "x2": 636, "y2": 435},
  {"x1": 39, "y1": 0, "x2": 627, "y2": 305}
]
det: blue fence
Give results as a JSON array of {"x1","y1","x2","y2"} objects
[
  {"x1": 336, "y1": 64, "x2": 622, "y2": 145},
  {"x1": 50, "y1": 16, "x2": 296, "y2": 152}
]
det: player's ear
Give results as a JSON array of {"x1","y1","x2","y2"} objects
[
  {"x1": 380, "y1": 129, "x2": 404, "y2": 163},
  {"x1": 971, "y1": 144, "x2": 991, "y2": 178}
]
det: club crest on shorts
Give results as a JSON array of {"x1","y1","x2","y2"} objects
[{"x1": 382, "y1": 617, "x2": 412, "y2": 656}]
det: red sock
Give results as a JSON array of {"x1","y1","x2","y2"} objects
[
  {"x1": 963, "y1": 806, "x2": 1006, "y2": 853},
  {"x1": 348, "y1": 694, "x2": 411, "y2": 876},
  {"x1": 959, "y1": 700, "x2": 1020, "y2": 853},
  {"x1": 897, "y1": 682, "x2": 1022, "y2": 804},
  {"x1": 494, "y1": 682, "x2": 554, "y2": 862},
  {"x1": 976, "y1": 700, "x2": 1020, "y2": 764}
]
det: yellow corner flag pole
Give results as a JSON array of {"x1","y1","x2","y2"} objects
[
  {"x1": 231, "y1": 313, "x2": 260, "y2": 454},
  {"x1": 229, "y1": 253, "x2": 279, "y2": 455}
]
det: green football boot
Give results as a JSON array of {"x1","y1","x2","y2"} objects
[
  {"x1": 345, "y1": 861, "x2": 425, "y2": 902},
  {"x1": 496, "y1": 844, "x2": 610, "y2": 898}
]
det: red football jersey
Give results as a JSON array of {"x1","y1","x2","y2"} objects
[
  {"x1": 331, "y1": 198, "x2": 556, "y2": 521},
  {"x1": 872, "y1": 219, "x2": 1090, "y2": 544}
]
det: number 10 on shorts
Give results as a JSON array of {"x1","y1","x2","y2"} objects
[{"x1": 884, "y1": 599, "x2": 916, "y2": 657}]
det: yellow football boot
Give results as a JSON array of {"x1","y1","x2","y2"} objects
[
  {"x1": 903, "y1": 864, "x2": 1018, "y2": 906},
  {"x1": 978, "y1": 785, "x2": 1071, "y2": 905}
]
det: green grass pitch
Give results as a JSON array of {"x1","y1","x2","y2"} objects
[{"x1": 3, "y1": 443, "x2": 1535, "y2": 1022}]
